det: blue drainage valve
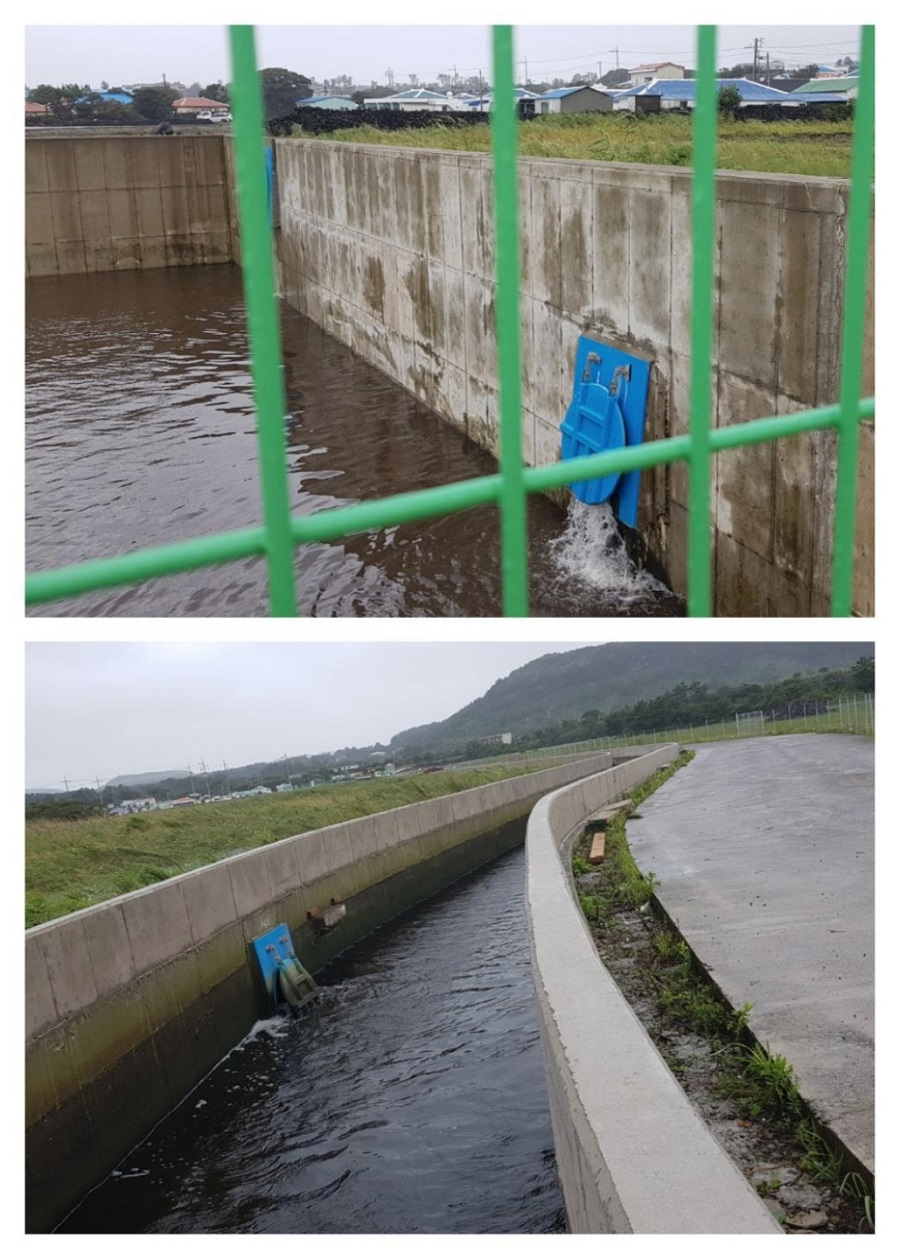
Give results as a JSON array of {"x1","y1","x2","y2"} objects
[
  {"x1": 559, "y1": 337, "x2": 651, "y2": 530},
  {"x1": 251, "y1": 923, "x2": 318, "y2": 1016}
]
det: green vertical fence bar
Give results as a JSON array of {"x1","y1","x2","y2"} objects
[
  {"x1": 686, "y1": 24, "x2": 718, "y2": 617},
  {"x1": 228, "y1": 25, "x2": 298, "y2": 616},
  {"x1": 491, "y1": 25, "x2": 529, "y2": 616},
  {"x1": 830, "y1": 24, "x2": 875, "y2": 616}
]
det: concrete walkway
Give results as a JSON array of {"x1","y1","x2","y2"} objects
[{"x1": 628, "y1": 734, "x2": 874, "y2": 1176}]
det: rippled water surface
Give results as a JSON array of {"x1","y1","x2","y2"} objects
[
  {"x1": 26, "y1": 266, "x2": 682, "y2": 617},
  {"x1": 60, "y1": 846, "x2": 566, "y2": 1234}
]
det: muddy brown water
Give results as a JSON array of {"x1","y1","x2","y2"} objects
[{"x1": 26, "y1": 266, "x2": 683, "y2": 617}]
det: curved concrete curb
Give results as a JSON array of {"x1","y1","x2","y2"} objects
[{"x1": 525, "y1": 746, "x2": 781, "y2": 1234}]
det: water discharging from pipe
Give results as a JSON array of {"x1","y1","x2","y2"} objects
[{"x1": 548, "y1": 499, "x2": 674, "y2": 607}]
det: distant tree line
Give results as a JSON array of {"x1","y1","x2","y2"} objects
[
  {"x1": 430, "y1": 658, "x2": 875, "y2": 763},
  {"x1": 25, "y1": 67, "x2": 315, "y2": 126}
]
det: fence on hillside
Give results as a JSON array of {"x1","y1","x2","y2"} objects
[
  {"x1": 25, "y1": 25, "x2": 875, "y2": 617},
  {"x1": 451, "y1": 692, "x2": 875, "y2": 768}
]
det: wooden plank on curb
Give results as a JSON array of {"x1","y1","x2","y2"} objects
[{"x1": 589, "y1": 833, "x2": 607, "y2": 864}]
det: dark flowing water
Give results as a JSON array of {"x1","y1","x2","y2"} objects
[
  {"x1": 26, "y1": 266, "x2": 682, "y2": 617},
  {"x1": 58, "y1": 846, "x2": 566, "y2": 1234}
]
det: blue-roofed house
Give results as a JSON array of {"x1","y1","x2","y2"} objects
[
  {"x1": 613, "y1": 78, "x2": 792, "y2": 111},
  {"x1": 295, "y1": 95, "x2": 359, "y2": 110},
  {"x1": 533, "y1": 85, "x2": 614, "y2": 114},
  {"x1": 75, "y1": 90, "x2": 134, "y2": 106}
]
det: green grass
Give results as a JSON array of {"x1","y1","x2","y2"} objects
[
  {"x1": 306, "y1": 113, "x2": 856, "y2": 178},
  {"x1": 25, "y1": 766, "x2": 541, "y2": 928},
  {"x1": 575, "y1": 751, "x2": 693, "y2": 931}
]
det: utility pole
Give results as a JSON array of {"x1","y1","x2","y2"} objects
[
  {"x1": 95, "y1": 777, "x2": 104, "y2": 807},
  {"x1": 222, "y1": 759, "x2": 232, "y2": 796},
  {"x1": 752, "y1": 37, "x2": 761, "y2": 82},
  {"x1": 598, "y1": 61, "x2": 602, "y2": 83},
  {"x1": 609, "y1": 46, "x2": 620, "y2": 70},
  {"x1": 766, "y1": 52, "x2": 770, "y2": 85},
  {"x1": 385, "y1": 67, "x2": 394, "y2": 88}
]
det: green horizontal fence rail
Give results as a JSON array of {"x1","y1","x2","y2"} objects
[{"x1": 25, "y1": 23, "x2": 875, "y2": 616}]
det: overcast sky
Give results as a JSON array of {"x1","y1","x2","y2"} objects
[
  {"x1": 24, "y1": 11, "x2": 863, "y2": 89},
  {"x1": 25, "y1": 641, "x2": 600, "y2": 788}
]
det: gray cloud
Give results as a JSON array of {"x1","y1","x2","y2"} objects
[
  {"x1": 25, "y1": 24, "x2": 860, "y2": 89},
  {"x1": 25, "y1": 641, "x2": 597, "y2": 788}
]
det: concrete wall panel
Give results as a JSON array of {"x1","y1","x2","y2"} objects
[
  {"x1": 25, "y1": 936, "x2": 58, "y2": 1040},
  {"x1": 120, "y1": 881, "x2": 193, "y2": 973},
  {"x1": 26, "y1": 135, "x2": 234, "y2": 275},
  {"x1": 226, "y1": 847, "x2": 274, "y2": 919},
  {"x1": 274, "y1": 140, "x2": 874, "y2": 614},
  {"x1": 82, "y1": 903, "x2": 136, "y2": 1000},
  {"x1": 180, "y1": 862, "x2": 239, "y2": 943}
]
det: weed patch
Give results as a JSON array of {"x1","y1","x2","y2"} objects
[{"x1": 569, "y1": 749, "x2": 872, "y2": 1232}]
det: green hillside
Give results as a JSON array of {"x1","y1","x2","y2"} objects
[{"x1": 389, "y1": 642, "x2": 871, "y2": 754}]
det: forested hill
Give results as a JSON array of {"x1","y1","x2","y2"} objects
[{"x1": 389, "y1": 642, "x2": 872, "y2": 755}]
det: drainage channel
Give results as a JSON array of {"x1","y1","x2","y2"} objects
[
  {"x1": 57, "y1": 845, "x2": 565, "y2": 1234},
  {"x1": 26, "y1": 266, "x2": 682, "y2": 618}
]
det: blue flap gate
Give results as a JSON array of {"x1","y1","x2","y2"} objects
[
  {"x1": 559, "y1": 337, "x2": 652, "y2": 530},
  {"x1": 250, "y1": 922, "x2": 318, "y2": 1016}
]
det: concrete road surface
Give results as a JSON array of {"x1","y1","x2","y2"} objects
[{"x1": 628, "y1": 734, "x2": 874, "y2": 1175}]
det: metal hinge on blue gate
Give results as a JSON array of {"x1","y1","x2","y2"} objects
[
  {"x1": 251, "y1": 923, "x2": 318, "y2": 1016},
  {"x1": 559, "y1": 337, "x2": 652, "y2": 530}
]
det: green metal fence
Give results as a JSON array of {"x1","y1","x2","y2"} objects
[{"x1": 25, "y1": 24, "x2": 875, "y2": 617}]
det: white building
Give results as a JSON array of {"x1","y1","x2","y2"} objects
[
  {"x1": 363, "y1": 89, "x2": 470, "y2": 113},
  {"x1": 629, "y1": 62, "x2": 686, "y2": 86},
  {"x1": 118, "y1": 797, "x2": 157, "y2": 813}
]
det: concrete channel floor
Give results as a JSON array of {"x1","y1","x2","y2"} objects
[{"x1": 627, "y1": 734, "x2": 874, "y2": 1176}]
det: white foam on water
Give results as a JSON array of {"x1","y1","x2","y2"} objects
[{"x1": 547, "y1": 500, "x2": 669, "y2": 603}]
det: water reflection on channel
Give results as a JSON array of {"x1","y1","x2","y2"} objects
[
  {"x1": 59, "y1": 846, "x2": 566, "y2": 1234},
  {"x1": 26, "y1": 266, "x2": 681, "y2": 617}
]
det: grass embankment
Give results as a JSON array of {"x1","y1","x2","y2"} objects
[
  {"x1": 572, "y1": 750, "x2": 873, "y2": 1230},
  {"x1": 310, "y1": 113, "x2": 855, "y2": 178},
  {"x1": 25, "y1": 766, "x2": 541, "y2": 928}
]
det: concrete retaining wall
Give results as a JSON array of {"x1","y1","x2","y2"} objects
[
  {"x1": 525, "y1": 746, "x2": 780, "y2": 1233},
  {"x1": 23, "y1": 133, "x2": 874, "y2": 614},
  {"x1": 26, "y1": 754, "x2": 614, "y2": 1232},
  {"x1": 274, "y1": 141, "x2": 874, "y2": 615},
  {"x1": 25, "y1": 134, "x2": 234, "y2": 276}
]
